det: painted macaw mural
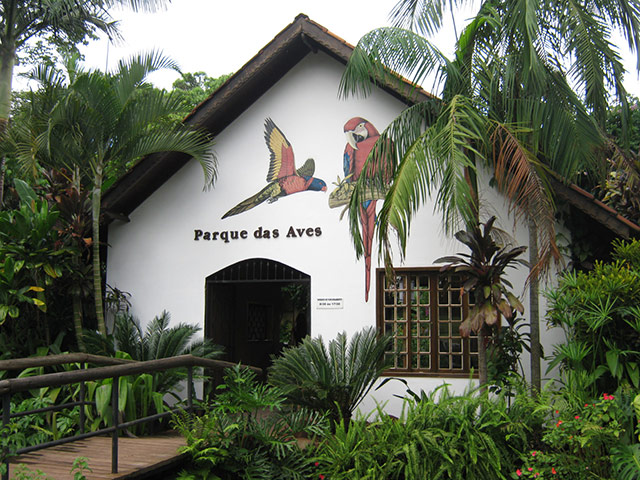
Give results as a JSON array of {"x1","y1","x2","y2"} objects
[
  {"x1": 222, "y1": 118, "x2": 327, "y2": 219},
  {"x1": 329, "y1": 117, "x2": 393, "y2": 302}
]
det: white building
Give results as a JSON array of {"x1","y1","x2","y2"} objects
[{"x1": 102, "y1": 15, "x2": 640, "y2": 415}]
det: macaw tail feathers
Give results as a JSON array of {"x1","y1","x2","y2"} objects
[
  {"x1": 360, "y1": 201, "x2": 377, "y2": 302},
  {"x1": 222, "y1": 183, "x2": 280, "y2": 219}
]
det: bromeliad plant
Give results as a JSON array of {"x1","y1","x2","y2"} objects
[{"x1": 436, "y1": 216, "x2": 527, "y2": 386}]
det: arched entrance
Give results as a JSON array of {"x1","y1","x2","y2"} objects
[{"x1": 205, "y1": 258, "x2": 310, "y2": 372}]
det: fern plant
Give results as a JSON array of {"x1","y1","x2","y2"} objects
[
  {"x1": 268, "y1": 327, "x2": 391, "y2": 426},
  {"x1": 174, "y1": 365, "x2": 327, "y2": 480}
]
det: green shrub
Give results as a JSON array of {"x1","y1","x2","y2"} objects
[
  {"x1": 174, "y1": 365, "x2": 327, "y2": 480},
  {"x1": 547, "y1": 238, "x2": 640, "y2": 394},
  {"x1": 268, "y1": 327, "x2": 391, "y2": 426},
  {"x1": 513, "y1": 388, "x2": 640, "y2": 479},
  {"x1": 316, "y1": 384, "x2": 538, "y2": 479}
]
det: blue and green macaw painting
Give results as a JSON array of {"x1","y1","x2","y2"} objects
[{"x1": 222, "y1": 118, "x2": 327, "y2": 219}]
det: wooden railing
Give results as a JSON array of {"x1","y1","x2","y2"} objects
[{"x1": 0, "y1": 354, "x2": 261, "y2": 480}]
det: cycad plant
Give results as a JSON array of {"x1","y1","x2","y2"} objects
[
  {"x1": 268, "y1": 327, "x2": 391, "y2": 426},
  {"x1": 113, "y1": 310, "x2": 223, "y2": 396},
  {"x1": 436, "y1": 216, "x2": 527, "y2": 386}
]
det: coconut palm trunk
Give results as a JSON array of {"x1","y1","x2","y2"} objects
[
  {"x1": 92, "y1": 163, "x2": 107, "y2": 336},
  {"x1": 529, "y1": 217, "x2": 541, "y2": 393}
]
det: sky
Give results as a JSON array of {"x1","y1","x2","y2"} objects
[{"x1": 78, "y1": 0, "x2": 640, "y2": 97}]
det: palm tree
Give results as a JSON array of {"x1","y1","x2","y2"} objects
[
  {"x1": 0, "y1": 0, "x2": 168, "y2": 203},
  {"x1": 339, "y1": 0, "x2": 640, "y2": 391},
  {"x1": 46, "y1": 51, "x2": 216, "y2": 337},
  {"x1": 113, "y1": 310, "x2": 224, "y2": 396}
]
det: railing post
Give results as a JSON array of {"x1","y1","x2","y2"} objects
[
  {"x1": 187, "y1": 366, "x2": 193, "y2": 413},
  {"x1": 2, "y1": 393, "x2": 10, "y2": 480},
  {"x1": 79, "y1": 381, "x2": 85, "y2": 435},
  {"x1": 111, "y1": 376, "x2": 119, "y2": 474}
]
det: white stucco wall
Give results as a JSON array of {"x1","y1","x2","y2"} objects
[{"x1": 107, "y1": 51, "x2": 565, "y2": 416}]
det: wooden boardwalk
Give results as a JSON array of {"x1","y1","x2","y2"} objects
[{"x1": 7, "y1": 432, "x2": 187, "y2": 479}]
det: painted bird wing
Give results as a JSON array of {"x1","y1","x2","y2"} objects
[
  {"x1": 264, "y1": 118, "x2": 296, "y2": 181},
  {"x1": 296, "y1": 158, "x2": 315, "y2": 178}
]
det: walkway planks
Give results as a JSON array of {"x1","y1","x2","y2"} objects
[{"x1": 8, "y1": 432, "x2": 187, "y2": 479}]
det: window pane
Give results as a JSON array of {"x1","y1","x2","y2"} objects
[
  {"x1": 452, "y1": 339, "x2": 462, "y2": 353},
  {"x1": 452, "y1": 355, "x2": 462, "y2": 369},
  {"x1": 419, "y1": 275, "x2": 429, "y2": 288},
  {"x1": 397, "y1": 291, "x2": 406, "y2": 305},
  {"x1": 438, "y1": 290, "x2": 448, "y2": 304},
  {"x1": 470, "y1": 354, "x2": 478, "y2": 370},
  {"x1": 439, "y1": 307, "x2": 449, "y2": 320},
  {"x1": 419, "y1": 291, "x2": 430, "y2": 305},
  {"x1": 420, "y1": 322, "x2": 430, "y2": 337},
  {"x1": 420, "y1": 354, "x2": 430, "y2": 369},
  {"x1": 384, "y1": 307, "x2": 394, "y2": 320},
  {"x1": 385, "y1": 292, "x2": 394, "y2": 305},
  {"x1": 439, "y1": 339, "x2": 450, "y2": 353},
  {"x1": 451, "y1": 289, "x2": 461, "y2": 305},
  {"x1": 439, "y1": 354, "x2": 450, "y2": 369},
  {"x1": 451, "y1": 306, "x2": 462, "y2": 321},
  {"x1": 439, "y1": 322, "x2": 449, "y2": 337}
]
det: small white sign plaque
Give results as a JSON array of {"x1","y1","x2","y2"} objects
[{"x1": 316, "y1": 298, "x2": 344, "y2": 309}]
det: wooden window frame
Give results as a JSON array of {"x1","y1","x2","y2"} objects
[{"x1": 376, "y1": 267, "x2": 478, "y2": 378}]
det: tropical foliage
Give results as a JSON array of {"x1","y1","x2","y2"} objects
[
  {"x1": 339, "y1": 0, "x2": 640, "y2": 392},
  {"x1": 268, "y1": 327, "x2": 391, "y2": 425},
  {"x1": 547, "y1": 238, "x2": 640, "y2": 396},
  {"x1": 436, "y1": 216, "x2": 527, "y2": 385},
  {"x1": 174, "y1": 365, "x2": 328, "y2": 480},
  {"x1": 112, "y1": 310, "x2": 224, "y2": 396}
]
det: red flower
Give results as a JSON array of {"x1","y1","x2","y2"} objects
[
  {"x1": 575, "y1": 415, "x2": 580, "y2": 420},
  {"x1": 516, "y1": 469, "x2": 522, "y2": 476},
  {"x1": 532, "y1": 451, "x2": 537, "y2": 456},
  {"x1": 528, "y1": 467, "x2": 533, "y2": 472},
  {"x1": 552, "y1": 467, "x2": 557, "y2": 475},
  {"x1": 314, "y1": 462, "x2": 319, "y2": 467},
  {"x1": 319, "y1": 475, "x2": 325, "y2": 480}
]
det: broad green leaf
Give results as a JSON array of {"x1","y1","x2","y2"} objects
[{"x1": 14, "y1": 179, "x2": 38, "y2": 204}]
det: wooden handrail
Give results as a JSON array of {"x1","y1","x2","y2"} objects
[
  {"x1": 1, "y1": 354, "x2": 262, "y2": 479},
  {"x1": 0, "y1": 353, "x2": 134, "y2": 371},
  {"x1": 0, "y1": 354, "x2": 261, "y2": 395}
]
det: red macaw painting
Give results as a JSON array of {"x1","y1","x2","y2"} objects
[
  {"x1": 330, "y1": 117, "x2": 393, "y2": 302},
  {"x1": 222, "y1": 118, "x2": 327, "y2": 219}
]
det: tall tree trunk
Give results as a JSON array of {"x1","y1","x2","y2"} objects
[
  {"x1": 73, "y1": 293, "x2": 86, "y2": 352},
  {"x1": 92, "y1": 164, "x2": 107, "y2": 336},
  {"x1": 478, "y1": 325, "x2": 488, "y2": 389},
  {"x1": 0, "y1": 156, "x2": 6, "y2": 208},
  {"x1": 0, "y1": 45, "x2": 15, "y2": 212},
  {"x1": 529, "y1": 217, "x2": 541, "y2": 393},
  {"x1": 0, "y1": 43, "x2": 15, "y2": 140}
]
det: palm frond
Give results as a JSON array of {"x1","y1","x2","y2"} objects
[
  {"x1": 339, "y1": 27, "x2": 446, "y2": 98},
  {"x1": 489, "y1": 121, "x2": 560, "y2": 278}
]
